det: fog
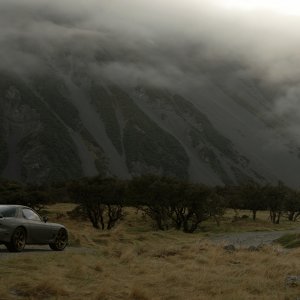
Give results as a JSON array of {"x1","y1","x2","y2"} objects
[{"x1": 1, "y1": 0, "x2": 300, "y2": 132}]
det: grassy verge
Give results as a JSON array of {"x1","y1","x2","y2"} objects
[
  {"x1": 275, "y1": 234, "x2": 300, "y2": 248},
  {"x1": 0, "y1": 204, "x2": 299, "y2": 299}
]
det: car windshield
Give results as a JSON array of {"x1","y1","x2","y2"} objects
[
  {"x1": 0, "y1": 206, "x2": 17, "y2": 217},
  {"x1": 22, "y1": 208, "x2": 41, "y2": 222}
]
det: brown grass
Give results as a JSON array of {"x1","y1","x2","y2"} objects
[{"x1": 0, "y1": 203, "x2": 299, "y2": 299}]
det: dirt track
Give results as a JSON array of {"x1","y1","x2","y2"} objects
[
  {"x1": 1, "y1": 227, "x2": 300, "y2": 256},
  {"x1": 210, "y1": 227, "x2": 300, "y2": 247}
]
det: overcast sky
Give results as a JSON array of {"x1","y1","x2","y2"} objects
[
  {"x1": 1, "y1": 0, "x2": 300, "y2": 82},
  {"x1": 1, "y1": 0, "x2": 300, "y2": 129}
]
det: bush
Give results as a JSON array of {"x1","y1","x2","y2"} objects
[{"x1": 68, "y1": 177, "x2": 126, "y2": 230}]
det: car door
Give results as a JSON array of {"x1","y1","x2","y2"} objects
[{"x1": 22, "y1": 208, "x2": 53, "y2": 244}]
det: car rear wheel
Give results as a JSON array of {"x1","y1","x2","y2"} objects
[
  {"x1": 49, "y1": 228, "x2": 68, "y2": 251},
  {"x1": 6, "y1": 227, "x2": 26, "y2": 252}
]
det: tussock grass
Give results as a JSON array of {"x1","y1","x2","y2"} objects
[
  {"x1": 199, "y1": 209, "x2": 299, "y2": 234},
  {"x1": 276, "y1": 233, "x2": 300, "y2": 248},
  {"x1": 0, "y1": 203, "x2": 299, "y2": 299},
  {"x1": 9, "y1": 280, "x2": 69, "y2": 299},
  {"x1": 129, "y1": 286, "x2": 150, "y2": 300}
]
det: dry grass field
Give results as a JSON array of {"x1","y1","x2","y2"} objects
[{"x1": 0, "y1": 204, "x2": 299, "y2": 300}]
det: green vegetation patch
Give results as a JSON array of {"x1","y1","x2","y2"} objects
[{"x1": 275, "y1": 233, "x2": 300, "y2": 248}]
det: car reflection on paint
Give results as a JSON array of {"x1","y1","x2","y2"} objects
[{"x1": 0, "y1": 205, "x2": 68, "y2": 252}]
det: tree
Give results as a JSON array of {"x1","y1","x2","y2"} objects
[
  {"x1": 283, "y1": 189, "x2": 300, "y2": 222},
  {"x1": 217, "y1": 185, "x2": 243, "y2": 217},
  {"x1": 128, "y1": 176, "x2": 224, "y2": 233},
  {"x1": 128, "y1": 175, "x2": 177, "y2": 230},
  {"x1": 180, "y1": 184, "x2": 212, "y2": 233},
  {"x1": 0, "y1": 179, "x2": 49, "y2": 210},
  {"x1": 102, "y1": 178, "x2": 127, "y2": 230},
  {"x1": 68, "y1": 178, "x2": 105, "y2": 229},
  {"x1": 264, "y1": 182, "x2": 288, "y2": 224},
  {"x1": 240, "y1": 180, "x2": 266, "y2": 220},
  {"x1": 167, "y1": 181, "x2": 190, "y2": 230},
  {"x1": 207, "y1": 189, "x2": 227, "y2": 226},
  {"x1": 0, "y1": 179, "x2": 24, "y2": 204},
  {"x1": 68, "y1": 177, "x2": 126, "y2": 230}
]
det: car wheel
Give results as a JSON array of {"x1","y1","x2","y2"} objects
[
  {"x1": 6, "y1": 227, "x2": 26, "y2": 252},
  {"x1": 49, "y1": 228, "x2": 68, "y2": 251}
]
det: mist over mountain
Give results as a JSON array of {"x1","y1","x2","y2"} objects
[{"x1": 1, "y1": 0, "x2": 300, "y2": 185}]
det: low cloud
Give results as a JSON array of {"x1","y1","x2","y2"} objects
[{"x1": 1, "y1": 0, "x2": 300, "y2": 136}]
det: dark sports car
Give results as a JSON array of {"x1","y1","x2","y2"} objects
[{"x1": 0, "y1": 205, "x2": 68, "y2": 252}]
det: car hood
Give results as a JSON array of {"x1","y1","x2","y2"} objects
[{"x1": 46, "y1": 222, "x2": 66, "y2": 229}]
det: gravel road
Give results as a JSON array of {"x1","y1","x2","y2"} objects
[
  {"x1": 210, "y1": 227, "x2": 300, "y2": 247},
  {"x1": 1, "y1": 227, "x2": 300, "y2": 256}
]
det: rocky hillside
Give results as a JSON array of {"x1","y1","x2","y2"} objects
[{"x1": 0, "y1": 54, "x2": 299, "y2": 185}]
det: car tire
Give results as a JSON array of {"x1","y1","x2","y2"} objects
[
  {"x1": 49, "y1": 228, "x2": 68, "y2": 251},
  {"x1": 6, "y1": 227, "x2": 26, "y2": 252}
]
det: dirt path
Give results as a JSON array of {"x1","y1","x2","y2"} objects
[
  {"x1": 210, "y1": 227, "x2": 300, "y2": 247},
  {"x1": 1, "y1": 227, "x2": 300, "y2": 256}
]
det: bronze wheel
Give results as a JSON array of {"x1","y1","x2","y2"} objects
[
  {"x1": 49, "y1": 228, "x2": 68, "y2": 251},
  {"x1": 6, "y1": 227, "x2": 26, "y2": 252}
]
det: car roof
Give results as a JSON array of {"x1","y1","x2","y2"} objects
[{"x1": 0, "y1": 205, "x2": 30, "y2": 209}]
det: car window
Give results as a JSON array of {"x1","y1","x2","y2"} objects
[
  {"x1": 0, "y1": 207, "x2": 17, "y2": 217},
  {"x1": 22, "y1": 209, "x2": 41, "y2": 222}
]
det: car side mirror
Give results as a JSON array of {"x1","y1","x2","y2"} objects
[{"x1": 42, "y1": 216, "x2": 48, "y2": 223}]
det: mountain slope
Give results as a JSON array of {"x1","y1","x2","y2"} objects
[{"x1": 0, "y1": 56, "x2": 299, "y2": 186}]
